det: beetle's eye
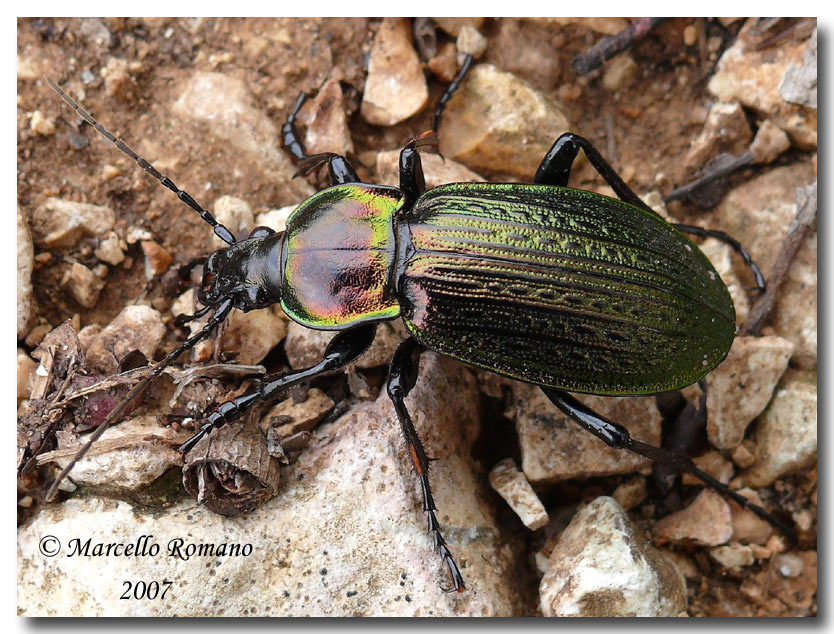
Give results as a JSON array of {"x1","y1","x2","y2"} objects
[{"x1": 248, "y1": 226, "x2": 275, "y2": 240}]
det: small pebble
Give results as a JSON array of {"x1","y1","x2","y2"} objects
[
  {"x1": 141, "y1": 240, "x2": 174, "y2": 278},
  {"x1": 612, "y1": 476, "x2": 648, "y2": 511},
  {"x1": 212, "y1": 196, "x2": 255, "y2": 248},
  {"x1": 744, "y1": 369, "x2": 817, "y2": 487},
  {"x1": 361, "y1": 17, "x2": 428, "y2": 126},
  {"x1": 710, "y1": 543, "x2": 754, "y2": 570},
  {"x1": 750, "y1": 120, "x2": 791, "y2": 164},
  {"x1": 95, "y1": 232, "x2": 125, "y2": 266},
  {"x1": 683, "y1": 24, "x2": 698, "y2": 47},
  {"x1": 652, "y1": 490, "x2": 732, "y2": 546},
  {"x1": 61, "y1": 262, "x2": 104, "y2": 308},
  {"x1": 602, "y1": 55, "x2": 638, "y2": 91},
  {"x1": 32, "y1": 198, "x2": 115, "y2": 249},
  {"x1": 773, "y1": 552, "x2": 804, "y2": 577},
  {"x1": 85, "y1": 305, "x2": 166, "y2": 373},
  {"x1": 456, "y1": 25, "x2": 487, "y2": 58},
  {"x1": 17, "y1": 349, "x2": 36, "y2": 400},
  {"x1": 30, "y1": 110, "x2": 56, "y2": 136},
  {"x1": 488, "y1": 458, "x2": 549, "y2": 530},
  {"x1": 731, "y1": 443, "x2": 756, "y2": 468},
  {"x1": 705, "y1": 336, "x2": 794, "y2": 450},
  {"x1": 540, "y1": 497, "x2": 686, "y2": 616}
]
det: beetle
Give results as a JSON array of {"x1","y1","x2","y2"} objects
[{"x1": 46, "y1": 56, "x2": 791, "y2": 593}]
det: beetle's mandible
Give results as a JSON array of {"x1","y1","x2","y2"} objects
[{"x1": 46, "y1": 56, "x2": 791, "y2": 594}]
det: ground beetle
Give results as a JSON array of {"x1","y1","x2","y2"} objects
[{"x1": 47, "y1": 56, "x2": 790, "y2": 593}]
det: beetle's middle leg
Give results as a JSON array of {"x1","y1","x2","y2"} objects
[
  {"x1": 387, "y1": 338, "x2": 466, "y2": 593},
  {"x1": 281, "y1": 92, "x2": 360, "y2": 185},
  {"x1": 541, "y1": 387, "x2": 797, "y2": 541},
  {"x1": 179, "y1": 323, "x2": 377, "y2": 453}
]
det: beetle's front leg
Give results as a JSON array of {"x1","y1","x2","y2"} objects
[
  {"x1": 281, "y1": 92, "x2": 360, "y2": 185},
  {"x1": 179, "y1": 323, "x2": 377, "y2": 453},
  {"x1": 387, "y1": 338, "x2": 466, "y2": 593},
  {"x1": 541, "y1": 388, "x2": 796, "y2": 542}
]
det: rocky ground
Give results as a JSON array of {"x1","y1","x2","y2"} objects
[{"x1": 17, "y1": 18, "x2": 816, "y2": 616}]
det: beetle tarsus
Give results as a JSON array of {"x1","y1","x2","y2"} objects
[
  {"x1": 388, "y1": 338, "x2": 466, "y2": 592},
  {"x1": 543, "y1": 388, "x2": 797, "y2": 543},
  {"x1": 178, "y1": 324, "x2": 377, "y2": 453}
]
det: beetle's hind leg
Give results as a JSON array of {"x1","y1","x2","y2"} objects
[
  {"x1": 387, "y1": 338, "x2": 466, "y2": 593},
  {"x1": 534, "y1": 133, "x2": 768, "y2": 289},
  {"x1": 672, "y1": 224, "x2": 766, "y2": 292},
  {"x1": 281, "y1": 92, "x2": 359, "y2": 185},
  {"x1": 534, "y1": 132, "x2": 657, "y2": 216},
  {"x1": 541, "y1": 388, "x2": 797, "y2": 542}
]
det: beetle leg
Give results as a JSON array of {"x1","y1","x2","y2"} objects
[
  {"x1": 281, "y1": 92, "x2": 360, "y2": 185},
  {"x1": 534, "y1": 133, "x2": 659, "y2": 216},
  {"x1": 672, "y1": 224, "x2": 767, "y2": 292},
  {"x1": 387, "y1": 338, "x2": 466, "y2": 593},
  {"x1": 179, "y1": 323, "x2": 377, "y2": 453},
  {"x1": 542, "y1": 388, "x2": 797, "y2": 542},
  {"x1": 535, "y1": 132, "x2": 768, "y2": 291},
  {"x1": 398, "y1": 142, "x2": 427, "y2": 208},
  {"x1": 430, "y1": 53, "x2": 474, "y2": 133}
]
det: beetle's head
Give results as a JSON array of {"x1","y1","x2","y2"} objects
[{"x1": 198, "y1": 226, "x2": 284, "y2": 312}]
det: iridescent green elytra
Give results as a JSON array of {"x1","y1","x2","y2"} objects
[
  {"x1": 280, "y1": 181, "x2": 734, "y2": 396},
  {"x1": 399, "y1": 183, "x2": 735, "y2": 396}
]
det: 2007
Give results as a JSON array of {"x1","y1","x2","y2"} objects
[{"x1": 120, "y1": 580, "x2": 173, "y2": 600}]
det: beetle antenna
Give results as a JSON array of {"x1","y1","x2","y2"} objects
[
  {"x1": 45, "y1": 298, "x2": 234, "y2": 502},
  {"x1": 47, "y1": 78, "x2": 237, "y2": 246}
]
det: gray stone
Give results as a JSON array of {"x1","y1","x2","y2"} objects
[
  {"x1": 361, "y1": 18, "x2": 428, "y2": 126},
  {"x1": 437, "y1": 64, "x2": 571, "y2": 179},
  {"x1": 32, "y1": 198, "x2": 115, "y2": 249},
  {"x1": 744, "y1": 369, "x2": 817, "y2": 488},
  {"x1": 514, "y1": 383, "x2": 661, "y2": 484},
  {"x1": 85, "y1": 305, "x2": 166, "y2": 373},
  {"x1": 172, "y1": 73, "x2": 313, "y2": 202},
  {"x1": 488, "y1": 458, "x2": 548, "y2": 530},
  {"x1": 540, "y1": 497, "x2": 687, "y2": 617},
  {"x1": 779, "y1": 28, "x2": 817, "y2": 108},
  {"x1": 705, "y1": 336, "x2": 794, "y2": 450}
]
